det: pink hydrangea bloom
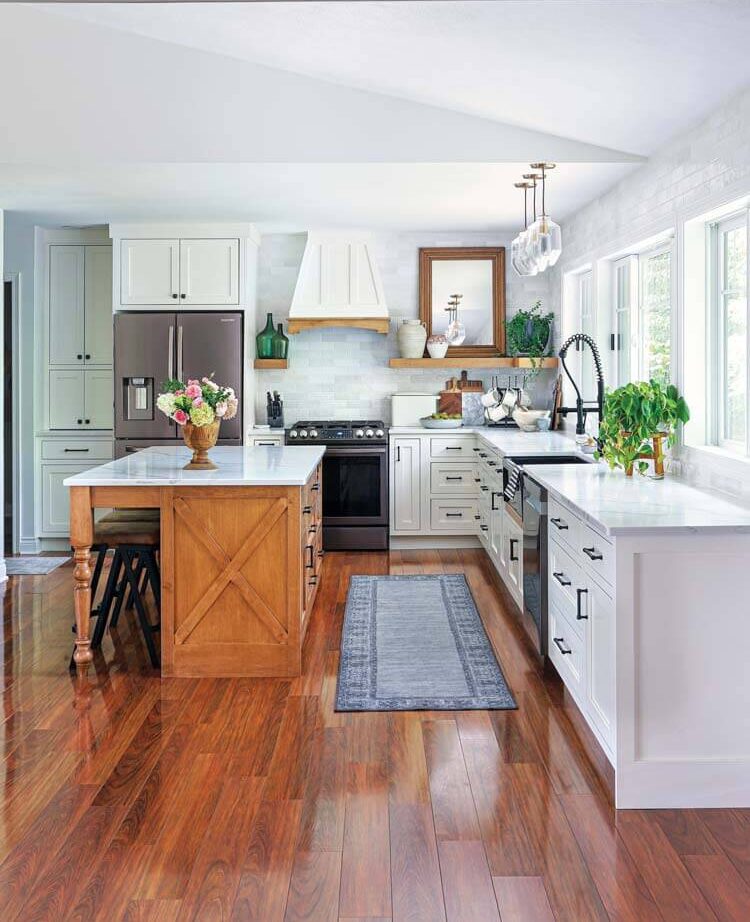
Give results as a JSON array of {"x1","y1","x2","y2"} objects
[
  {"x1": 173, "y1": 409, "x2": 188, "y2": 425},
  {"x1": 185, "y1": 383, "x2": 201, "y2": 399},
  {"x1": 192, "y1": 396, "x2": 203, "y2": 407}
]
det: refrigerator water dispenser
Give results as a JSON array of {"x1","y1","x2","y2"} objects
[{"x1": 124, "y1": 377, "x2": 154, "y2": 421}]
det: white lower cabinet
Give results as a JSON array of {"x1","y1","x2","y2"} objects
[
  {"x1": 430, "y1": 499, "x2": 478, "y2": 531},
  {"x1": 391, "y1": 437, "x2": 421, "y2": 531},
  {"x1": 488, "y1": 480, "x2": 505, "y2": 575},
  {"x1": 548, "y1": 500, "x2": 616, "y2": 760},
  {"x1": 585, "y1": 577, "x2": 615, "y2": 751},
  {"x1": 504, "y1": 512, "x2": 524, "y2": 607},
  {"x1": 38, "y1": 438, "x2": 113, "y2": 537}
]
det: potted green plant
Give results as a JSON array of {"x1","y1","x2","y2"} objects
[
  {"x1": 506, "y1": 300, "x2": 554, "y2": 375},
  {"x1": 595, "y1": 380, "x2": 689, "y2": 477}
]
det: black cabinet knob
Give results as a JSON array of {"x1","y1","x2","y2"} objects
[
  {"x1": 180, "y1": 293, "x2": 186, "y2": 299},
  {"x1": 77, "y1": 419, "x2": 82, "y2": 425},
  {"x1": 77, "y1": 354, "x2": 83, "y2": 360},
  {"x1": 172, "y1": 293, "x2": 178, "y2": 299},
  {"x1": 84, "y1": 419, "x2": 90, "y2": 424},
  {"x1": 85, "y1": 354, "x2": 91, "y2": 360}
]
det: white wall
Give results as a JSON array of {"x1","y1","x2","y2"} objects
[
  {"x1": 552, "y1": 85, "x2": 750, "y2": 501},
  {"x1": 254, "y1": 231, "x2": 555, "y2": 424}
]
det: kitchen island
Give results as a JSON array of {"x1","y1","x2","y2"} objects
[{"x1": 65, "y1": 445, "x2": 325, "y2": 678}]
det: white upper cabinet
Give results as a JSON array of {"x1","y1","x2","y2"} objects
[
  {"x1": 84, "y1": 245, "x2": 114, "y2": 364},
  {"x1": 119, "y1": 237, "x2": 239, "y2": 306},
  {"x1": 120, "y1": 239, "x2": 180, "y2": 305},
  {"x1": 179, "y1": 239, "x2": 239, "y2": 305},
  {"x1": 49, "y1": 246, "x2": 85, "y2": 365}
]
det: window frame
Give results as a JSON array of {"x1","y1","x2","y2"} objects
[
  {"x1": 636, "y1": 241, "x2": 673, "y2": 385},
  {"x1": 710, "y1": 210, "x2": 749, "y2": 455}
]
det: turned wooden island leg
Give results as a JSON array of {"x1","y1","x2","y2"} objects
[{"x1": 70, "y1": 486, "x2": 94, "y2": 676}]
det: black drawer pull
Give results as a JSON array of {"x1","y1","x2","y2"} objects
[
  {"x1": 474, "y1": 478, "x2": 481, "y2": 483},
  {"x1": 582, "y1": 546, "x2": 603, "y2": 561},
  {"x1": 303, "y1": 505, "x2": 312, "y2": 515},
  {"x1": 474, "y1": 514, "x2": 481, "y2": 520},
  {"x1": 445, "y1": 476, "x2": 463, "y2": 481},
  {"x1": 510, "y1": 538, "x2": 519, "y2": 561},
  {"x1": 480, "y1": 485, "x2": 488, "y2": 491},
  {"x1": 472, "y1": 447, "x2": 480, "y2": 452},
  {"x1": 478, "y1": 452, "x2": 487, "y2": 458},
  {"x1": 491, "y1": 491, "x2": 501, "y2": 511},
  {"x1": 64, "y1": 448, "x2": 89, "y2": 453},
  {"x1": 552, "y1": 571, "x2": 571, "y2": 587},
  {"x1": 445, "y1": 446, "x2": 462, "y2": 451},
  {"x1": 445, "y1": 512, "x2": 463, "y2": 518},
  {"x1": 488, "y1": 461, "x2": 497, "y2": 467},
  {"x1": 256, "y1": 440, "x2": 277, "y2": 446},
  {"x1": 305, "y1": 545, "x2": 314, "y2": 569},
  {"x1": 553, "y1": 637, "x2": 572, "y2": 655},
  {"x1": 576, "y1": 587, "x2": 589, "y2": 620},
  {"x1": 480, "y1": 524, "x2": 489, "y2": 531},
  {"x1": 550, "y1": 517, "x2": 568, "y2": 530}
]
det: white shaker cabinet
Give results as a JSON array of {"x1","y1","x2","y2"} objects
[
  {"x1": 49, "y1": 245, "x2": 85, "y2": 366},
  {"x1": 84, "y1": 245, "x2": 114, "y2": 364},
  {"x1": 180, "y1": 239, "x2": 239, "y2": 305},
  {"x1": 391, "y1": 437, "x2": 421, "y2": 531},
  {"x1": 120, "y1": 239, "x2": 180, "y2": 305},
  {"x1": 84, "y1": 369, "x2": 114, "y2": 429},
  {"x1": 585, "y1": 576, "x2": 615, "y2": 751},
  {"x1": 48, "y1": 369, "x2": 113, "y2": 430},
  {"x1": 119, "y1": 238, "x2": 239, "y2": 306},
  {"x1": 504, "y1": 512, "x2": 524, "y2": 607}
]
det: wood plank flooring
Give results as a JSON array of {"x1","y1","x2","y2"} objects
[{"x1": 1, "y1": 548, "x2": 747, "y2": 920}]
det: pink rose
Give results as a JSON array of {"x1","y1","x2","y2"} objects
[
  {"x1": 192, "y1": 396, "x2": 203, "y2": 407},
  {"x1": 173, "y1": 409, "x2": 188, "y2": 425},
  {"x1": 187, "y1": 379, "x2": 199, "y2": 387},
  {"x1": 185, "y1": 384, "x2": 201, "y2": 399},
  {"x1": 174, "y1": 389, "x2": 184, "y2": 397}
]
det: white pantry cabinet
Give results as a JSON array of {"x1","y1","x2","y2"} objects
[
  {"x1": 49, "y1": 244, "x2": 112, "y2": 366},
  {"x1": 391, "y1": 437, "x2": 421, "y2": 531},
  {"x1": 49, "y1": 369, "x2": 113, "y2": 431},
  {"x1": 120, "y1": 238, "x2": 239, "y2": 306}
]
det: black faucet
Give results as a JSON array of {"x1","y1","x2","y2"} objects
[{"x1": 556, "y1": 333, "x2": 605, "y2": 435}]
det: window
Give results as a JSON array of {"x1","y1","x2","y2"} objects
[
  {"x1": 714, "y1": 213, "x2": 748, "y2": 452},
  {"x1": 611, "y1": 242, "x2": 673, "y2": 386},
  {"x1": 577, "y1": 270, "x2": 597, "y2": 398}
]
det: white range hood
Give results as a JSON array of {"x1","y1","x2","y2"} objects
[{"x1": 288, "y1": 232, "x2": 389, "y2": 334}]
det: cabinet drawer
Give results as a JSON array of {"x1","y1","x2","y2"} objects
[
  {"x1": 549, "y1": 538, "x2": 584, "y2": 636},
  {"x1": 580, "y1": 522, "x2": 614, "y2": 589},
  {"x1": 430, "y1": 499, "x2": 479, "y2": 531},
  {"x1": 249, "y1": 433, "x2": 284, "y2": 446},
  {"x1": 430, "y1": 462, "x2": 477, "y2": 495},
  {"x1": 430, "y1": 437, "x2": 476, "y2": 460},
  {"x1": 41, "y1": 439, "x2": 113, "y2": 461},
  {"x1": 548, "y1": 601, "x2": 585, "y2": 702},
  {"x1": 548, "y1": 497, "x2": 580, "y2": 555}
]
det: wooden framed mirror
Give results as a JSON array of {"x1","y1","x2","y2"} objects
[{"x1": 419, "y1": 246, "x2": 506, "y2": 357}]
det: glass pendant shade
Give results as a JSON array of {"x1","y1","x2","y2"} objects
[
  {"x1": 544, "y1": 216, "x2": 562, "y2": 266},
  {"x1": 512, "y1": 232, "x2": 537, "y2": 277}
]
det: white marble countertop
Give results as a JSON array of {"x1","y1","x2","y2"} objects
[
  {"x1": 389, "y1": 425, "x2": 583, "y2": 456},
  {"x1": 63, "y1": 445, "x2": 325, "y2": 487},
  {"x1": 525, "y1": 462, "x2": 750, "y2": 535}
]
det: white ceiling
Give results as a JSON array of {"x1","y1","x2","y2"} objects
[
  {"x1": 42, "y1": 0, "x2": 750, "y2": 155},
  {"x1": 1, "y1": 2, "x2": 748, "y2": 231}
]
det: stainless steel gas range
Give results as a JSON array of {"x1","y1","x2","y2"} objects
[{"x1": 285, "y1": 420, "x2": 389, "y2": 550}]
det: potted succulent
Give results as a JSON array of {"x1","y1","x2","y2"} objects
[
  {"x1": 506, "y1": 300, "x2": 554, "y2": 375},
  {"x1": 595, "y1": 380, "x2": 689, "y2": 477},
  {"x1": 157, "y1": 375, "x2": 239, "y2": 470}
]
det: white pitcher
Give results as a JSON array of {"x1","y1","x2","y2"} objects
[{"x1": 397, "y1": 319, "x2": 428, "y2": 358}]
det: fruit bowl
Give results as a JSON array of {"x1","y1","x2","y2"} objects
[
  {"x1": 512, "y1": 408, "x2": 550, "y2": 432},
  {"x1": 419, "y1": 415, "x2": 463, "y2": 429}
]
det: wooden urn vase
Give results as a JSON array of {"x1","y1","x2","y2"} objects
[{"x1": 182, "y1": 420, "x2": 221, "y2": 470}]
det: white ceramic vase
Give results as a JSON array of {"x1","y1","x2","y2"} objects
[{"x1": 397, "y1": 319, "x2": 428, "y2": 358}]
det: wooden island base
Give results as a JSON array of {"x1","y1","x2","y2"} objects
[{"x1": 69, "y1": 461, "x2": 323, "y2": 678}]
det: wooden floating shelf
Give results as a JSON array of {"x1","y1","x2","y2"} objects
[
  {"x1": 254, "y1": 358, "x2": 288, "y2": 369},
  {"x1": 388, "y1": 356, "x2": 559, "y2": 369},
  {"x1": 288, "y1": 317, "x2": 390, "y2": 335}
]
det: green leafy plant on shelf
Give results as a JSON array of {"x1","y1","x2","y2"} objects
[
  {"x1": 595, "y1": 380, "x2": 690, "y2": 476},
  {"x1": 505, "y1": 299, "x2": 554, "y2": 377}
]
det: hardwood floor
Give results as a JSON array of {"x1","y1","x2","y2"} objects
[{"x1": 1, "y1": 548, "x2": 749, "y2": 921}]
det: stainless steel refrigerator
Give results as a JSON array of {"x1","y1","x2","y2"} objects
[{"x1": 114, "y1": 311, "x2": 243, "y2": 458}]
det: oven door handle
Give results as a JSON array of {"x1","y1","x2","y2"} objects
[{"x1": 323, "y1": 445, "x2": 387, "y2": 457}]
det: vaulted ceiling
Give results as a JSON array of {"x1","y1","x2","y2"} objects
[{"x1": 1, "y1": 1, "x2": 748, "y2": 230}]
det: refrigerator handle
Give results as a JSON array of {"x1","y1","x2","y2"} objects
[
  {"x1": 168, "y1": 325, "x2": 175, "y2": 381},
  {"x1": 177, "y1": 325, "x2": 184, "y2": 382}
]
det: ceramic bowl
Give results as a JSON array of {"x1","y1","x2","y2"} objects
[
  {"x1": 419, "y1": 417, "x2": 463, "y2": 429},
  {"x1": 512, "y1": 408, "x2": 549, "y2": 432},
  {"x1": 426, "y1": 339, "x2": 449, "y2": 359}
]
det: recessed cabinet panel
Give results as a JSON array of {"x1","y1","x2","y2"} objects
[
  {"x1": 41, "y1": 465, "x2": 75, "y2": 533},
  {"x1": 430, "y1": 462, "x2": 478, "y2": 495},
  {"x1": 391, "y1": 437, "x2": 421, "y2": 531},
  {"x1": 489, "y1": 488, "x2": 504, "y2": 570},
  {"x1": 84, "y1": 369, "x2": 114, "y2": 429},
  {"x1": 121, "y1": 239, "x2": 179, "y2": 305},
  {"x1": 586, "y1": 579, "x2": 615, "y2": 751},
  {"x1": 179, "y1": 239, "x2": 239, "y2": 305},
  {"x1": 84, "y1": 245, "x2": 113, "y2": 364},
  {"x1": 49, "y1": 246, "x2": 85, "y2": 365},
  {"x1": 49, "y1": 370, "x2": 85, "y2": 430}
]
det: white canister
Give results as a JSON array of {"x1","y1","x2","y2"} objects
[{"x1": 397, "y1": 319, "x2": 428, "y2": 358}]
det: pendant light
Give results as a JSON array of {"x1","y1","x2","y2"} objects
[
  {"x1": 511, "y1": 181, "x2": 537, "y2": 277},
  {"x1": 522, "y1": 172, "x2": 543, "y2": 271},
  {"x1": 530, "y1": 161, "x2": 563, "y2": 268}
]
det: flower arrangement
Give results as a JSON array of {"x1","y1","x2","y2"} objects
[{"x1": 156, "y1": 376, "x2": 238, "y2": 429}]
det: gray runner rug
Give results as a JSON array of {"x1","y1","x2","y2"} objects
[
  {"x1": 5, "y1": 556, "x2": 70, "y2": 576},
  {"x1": 335, "y1": 574, "x2": 516, "y2": 711}
]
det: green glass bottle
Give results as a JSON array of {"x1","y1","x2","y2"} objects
[
  {"x1": 271, "y1": 323, "x2": 289, "y2": 359},
  {"x1": 256, "y1": 313, "x2": 275, "y2": 359}
]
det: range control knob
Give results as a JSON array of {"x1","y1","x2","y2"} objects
[
  {"x1": 299, "y1": 429, "x2": 308, "y2": 438},
  {"x1": 289, "y1": 430, "x2": 298, "y2": 439},
  {"x1": 354, "y1": 429, "x2": 365, "y2": 438},
  {"x1": 309, "y1": 429, "x2": 318, "y2": 439},
  {"x1": 375, "y1": 428, "x2": 385, "y2": 438},
  {"x1": 365, "y1": 428, "x2": 374, "y2": 438}
]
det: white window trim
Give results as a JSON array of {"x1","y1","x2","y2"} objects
[{"x1": 709, "y1": 209, "x2": 749, "y2": 456}]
